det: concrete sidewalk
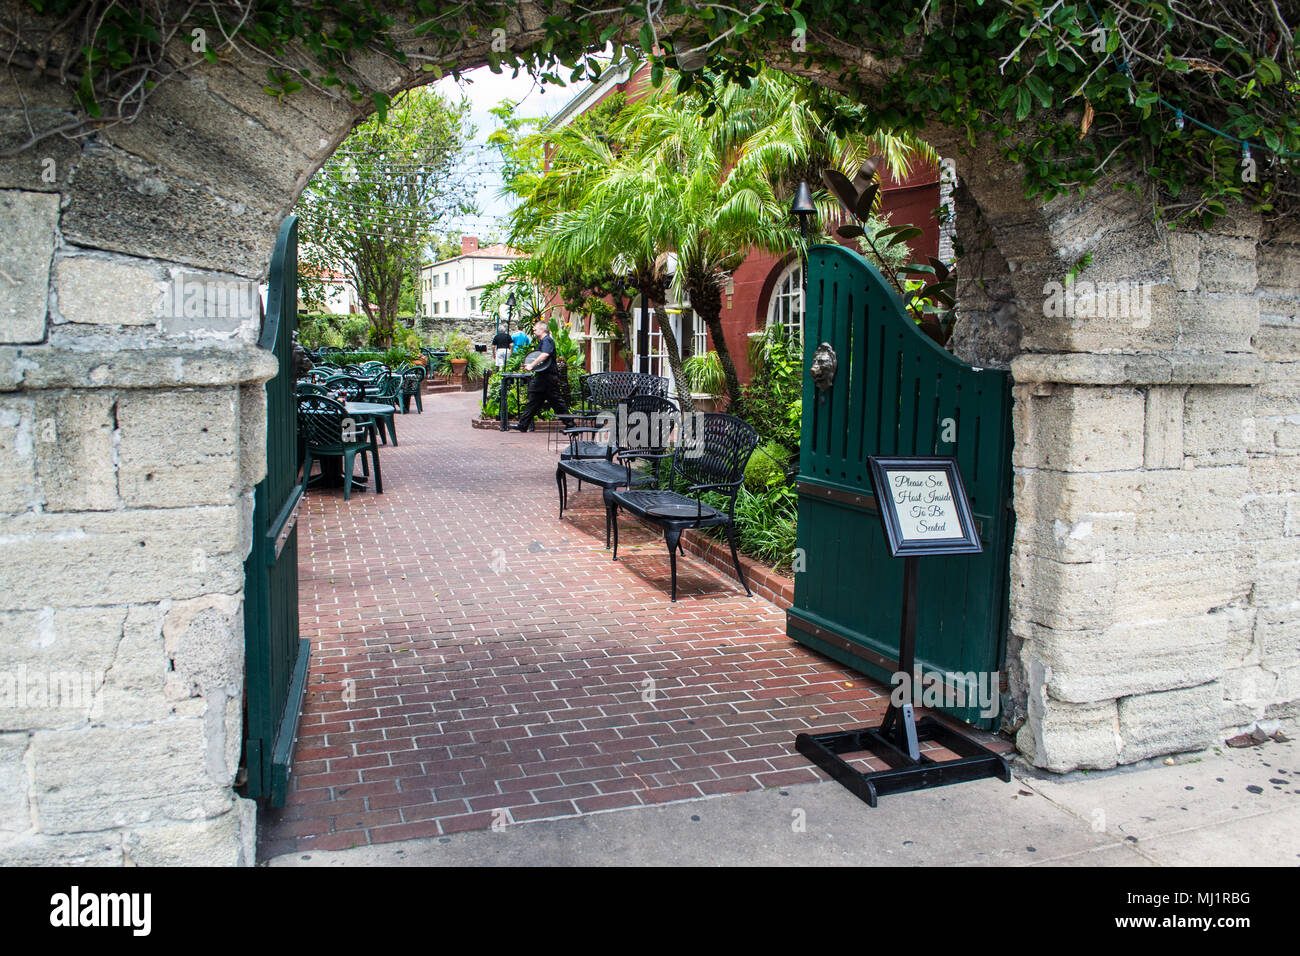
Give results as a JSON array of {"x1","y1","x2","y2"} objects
[{"x1": 268, "y1": 735, "x2": 1298, "y2": 866}]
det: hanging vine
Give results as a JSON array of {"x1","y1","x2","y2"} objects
[{"x1": 5, "y1": 1, "x2": 1297, "y2": 224}]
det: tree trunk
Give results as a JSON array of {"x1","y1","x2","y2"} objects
[
  {"x1": 687, "y1": 273, "x2": 741, "y2": 408},
  {"x1": 653, "y1": 304, "x2": 694, "y2": 414}
]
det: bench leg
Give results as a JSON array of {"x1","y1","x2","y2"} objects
[
  {"x1": 612, "y1": 505, "x2": 620, "y2": 560},
  {"x1": 555, "y1": 467, "x2": 567, "y2": 518},
  {"x1": 665, "y1": 528, "x2": 681, "y2": 602},
  {"x1": 726, "y1": 523, "x2": 750, "y2": 596}
]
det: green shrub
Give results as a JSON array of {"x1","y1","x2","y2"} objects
[
  {"x1": 380, "y1": 347, "x2": 412, "y2": 367},
  {"x1": 297, "y1": 314, "x2": 344, "y2": 350},
  {"x1": 339, "y1": 315, "x2": 370, "y2": 347},
  {"x1": 733, "y1": 484, "x2": 799, "y2": 570},
  {"x1": 735, "y1": 325, "x2": 802, "y2": 450},
  {"x1": 398, "y1": 324, "x2": 422, "y2": 351},
  {"x1": 695, "y1": 479, "x2": 799, "y2": 571},
  {"x1": 444, "y1": 331, "x2": 473, "y2": 359},
  {"x1": 743, "y1": 441, "x2": 791, "y2": 493},
  {"x1": 463, "y1": 350, "x2": 492, "y2": 382}
]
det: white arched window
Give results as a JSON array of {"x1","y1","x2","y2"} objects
[{"x1": 766, "y1": 260, "x2": 804, "y2": 343}]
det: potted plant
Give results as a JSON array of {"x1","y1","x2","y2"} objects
[{"x1": 445, "y1": 332, "x2": 473, "y2": 381}]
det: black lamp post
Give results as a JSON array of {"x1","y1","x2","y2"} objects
[
  {"x1": 791, "y1": 181, "x2": 816, "y2": 334},
  {"x1": 496, "y1": 290, "x2": 520, "y2": 431}
]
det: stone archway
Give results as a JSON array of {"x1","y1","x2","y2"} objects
[{"x1": 2, "y1": 2, "x2": 1296, "y2": 864}]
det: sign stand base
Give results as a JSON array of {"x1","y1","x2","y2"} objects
[
  {"x1": 795, "y1": 553, "x2": 1012, "y2": 807},
  {"x1": 795, "y1": 716, "x2": 1011, "y2": 808}
]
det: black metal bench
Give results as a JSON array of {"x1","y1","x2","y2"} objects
[
  {"x1": 610, "y1": 413, "x2": 759, "y2": 601},
  {"x1": 556, "y1": 395, "x2": 680, "y2": 546}
]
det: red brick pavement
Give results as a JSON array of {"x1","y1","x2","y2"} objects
[{"x1": 258, "y1": 392, "x2": 1002, "y2": 858}]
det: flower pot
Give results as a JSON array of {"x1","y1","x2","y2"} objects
[{"x1": 450, "y1": 357, "x2": 468, "y2": 383}]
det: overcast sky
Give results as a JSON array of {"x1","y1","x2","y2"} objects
[{"x1": 432, "y1": 65, "x2": 593, "y2": 240}]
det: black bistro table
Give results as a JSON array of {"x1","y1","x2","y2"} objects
[{"x1": 498, "y1": 371, "x2": 533, "y2": 431}]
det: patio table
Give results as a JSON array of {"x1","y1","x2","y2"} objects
[
  {"x1": 345, "y1": 401, "x2": 398, "y2": 446},
  {"x1": 497, "y1": 371, "x2": 533, "y2": 431}
]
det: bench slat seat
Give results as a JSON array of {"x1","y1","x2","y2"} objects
[{"x1": 610, "y1": 413, "x2": 759, "y2": 601}]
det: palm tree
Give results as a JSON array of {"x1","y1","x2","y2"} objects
[
  {"x1": 534, "y1": 194, "x2": 696, "y2": 412},
  {"x1": 505, "y1": 64, "x2": 940, "y2": 410},
  {"x1": 509, "y1": 98, "x2": 699, "y2": 411},
  {"x1": 610, "y1": 102, "x2": 794, "y2": 408},
  {"x1": 614, "y1": 67, "x2": 940, "y2": 408}
]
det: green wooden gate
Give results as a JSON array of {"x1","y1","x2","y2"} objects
[
  {"x1": 242, "y1": 215, "x2": 310, "y2": 805},
  {"x1": 786, "y1": 244, "x2": 1014, "y2": 729}
]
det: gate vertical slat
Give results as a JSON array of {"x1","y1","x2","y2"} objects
[
  {"x1": 243, "y1": 215, "x2": 308, "y2": 805},
  {"x1": 788, "y1": 245, "x2": 1014, "y2": 729}
]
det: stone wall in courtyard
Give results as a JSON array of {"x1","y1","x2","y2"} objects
[
  {"x1": 0, "y1": 192, "x2": 273, "y2": 863},
  {"x1": 1001, "y1": 202, "x2": 1298, "y2": 771}
]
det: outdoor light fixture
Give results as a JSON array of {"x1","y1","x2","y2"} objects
[
  {"x1": 791, "y1": 180, "x2": 816, "y2": 239},
  {"x1": 791, "y1": 181, "x2": 816, "y2": 326}
]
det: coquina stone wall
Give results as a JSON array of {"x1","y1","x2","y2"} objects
[
  {"x1": 993, "y1": 201, "x2": 1299, "y2": 770},
  {"x1": 0, "y1": 1, "x2": 1296, "y2": 864}
]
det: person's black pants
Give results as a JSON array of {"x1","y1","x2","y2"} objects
[{"x1": 516, "y1": 375, "x2": 569, "y2": 431}]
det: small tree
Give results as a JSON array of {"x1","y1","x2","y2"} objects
[{"x1": 297, "y1": 89, "x2": 475, "y2": 347}]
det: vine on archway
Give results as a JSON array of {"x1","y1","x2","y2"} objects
[{"x1": 8, "y1": 1, "x2": 1297, "y2": 224}]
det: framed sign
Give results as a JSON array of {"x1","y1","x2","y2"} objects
[{"x1": 866, "y1": 456, "x2": 983, "y2": 557}]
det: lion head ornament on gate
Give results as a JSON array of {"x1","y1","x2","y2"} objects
[{"x1": 811, "y1": 343, "x2": 838, "y2": 391}]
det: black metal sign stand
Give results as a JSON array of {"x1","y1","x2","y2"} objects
[
  {"x1": 795, "y1": 457, "x2": 1011, "y2": 806},
  {"x1": 498, "y1": 372, "x2": 531, "y2": 431}
]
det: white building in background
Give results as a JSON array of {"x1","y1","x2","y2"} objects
[
  {"x1": 419, "y1": 236, "x2": 524, "y2": 328},
  {"x1": 300, "y1": 267, "x2": 363, "y2": 315}
]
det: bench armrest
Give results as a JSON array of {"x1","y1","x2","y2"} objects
[
  {"x1": 615, "y1": 450, "x2": 672, "y2": 487},
  {"x1": 616, "y1": 450, "x2": 672, "y2": 463},
  {"x1": 686, "y1": 481, "x2": 740, "y2": 493}
]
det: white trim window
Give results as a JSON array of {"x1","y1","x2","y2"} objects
[
  {"x1": 590, "y1": 337, "x2": 613, "y2": 373},
  {"x1": 690, "y1": 310, "x2": 707, "y2": 358},
  {"x1": 631, "y1": 298, "x2": 667, "y2": 379},
  {"x1": 767, "y1": 259, "x2": 804, "y2": 343}
]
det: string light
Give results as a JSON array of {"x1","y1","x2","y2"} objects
[{"x1": 1083, "y1": 2, "x2": 1299, "y2": 163}]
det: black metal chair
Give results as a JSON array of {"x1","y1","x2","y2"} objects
[
  {"x1": 610, "y1": 413, "x2": 759, "y2": 601},
  {"x1": 298, "y1": 394, "x2": 383, "y2": 501},
  {"x1": 555, "y1": 371, "x2": 671, "y2": 459},
  {"x1": 556, "y1": 395, "x2": 679, "y2": 547},
  {"x1": 591, "y1": 371, "x2": 670, "y2": 406}
]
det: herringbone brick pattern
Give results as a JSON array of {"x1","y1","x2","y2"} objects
[{"x1": 258, "y1": 392, "x2": 995, "y2": 857}]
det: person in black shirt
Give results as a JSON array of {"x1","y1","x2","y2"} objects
[
  {"x1": 513, "y1": 319, "x2": 569, "y2": 431},
  {"x1": 491, "y1": 324, "x2": 512, "y2": 369}
]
